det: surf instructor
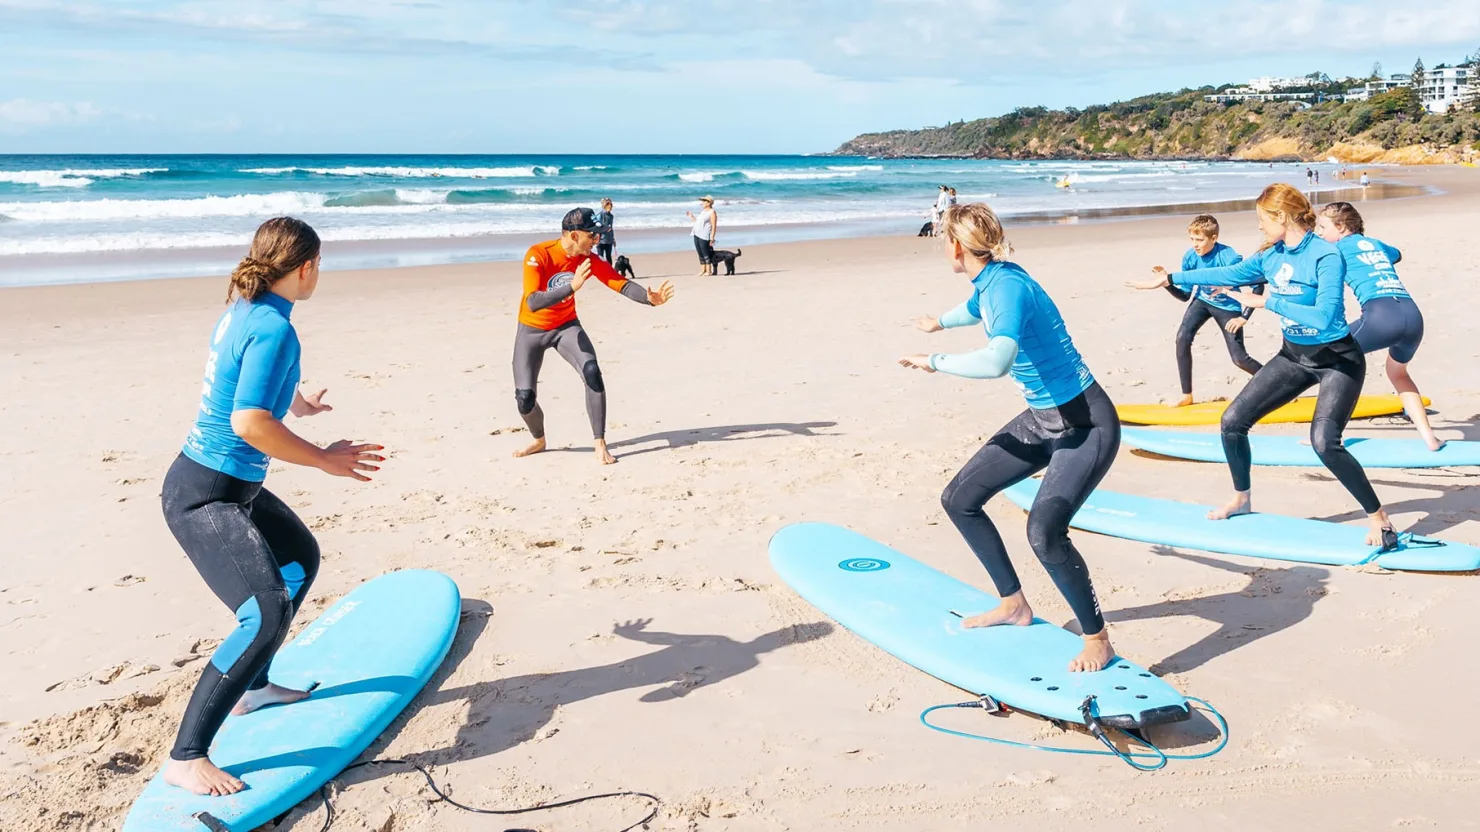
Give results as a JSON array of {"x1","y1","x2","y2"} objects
[
  {"x1": 511, "y1": 207, "x2": 675, "y2": 464},
  {"x1": 901, "y1": 203, "x2": 1118, "y2": 673},
  {"x1": 161, "y1": 217, "x2": 385, "y2": 796}
]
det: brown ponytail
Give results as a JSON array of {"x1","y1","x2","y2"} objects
[
  {"x1": 1319, "y1": 202, "x2": 1365, "y2": 236},
  {"x1": 1254, "y1": 183, "x2": 1316, "y2": 251},
  {"x1": 227, "y1": 217, "x2": 321, "y2": 303}
]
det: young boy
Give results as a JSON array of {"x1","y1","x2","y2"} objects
[{"x1": 1153, "y1": 215, "x2": 1265, "y2": 406}]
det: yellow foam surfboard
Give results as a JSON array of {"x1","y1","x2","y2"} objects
[{"x1": 1117, "y1": 394, "x2": 1428, "y2": 426}]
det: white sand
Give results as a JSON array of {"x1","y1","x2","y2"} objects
[{"x1": 2, "y1": 166, "x2": 1478, "y2": 831}]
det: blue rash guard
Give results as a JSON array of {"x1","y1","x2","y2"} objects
[
  {"x1": 182, "y1": 293, "x2": 301, "y2": 482},
  {"x1": 1182, "y1": 243, "x2": 1250, "y2": 312},
  {"x1": 1170, "y1": 232, "x2": 1348, "y2": 346},
  {"x1": 1337, "y1": 234, "x2": 1408, "y2": 305},
  {"x1": 929, "y1": 261, "x2": 1095, "y2": 409}
]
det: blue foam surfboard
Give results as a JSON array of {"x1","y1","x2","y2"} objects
[
  {"x1": 123, "y1": 569, "x2": 462, "y2": 832},
  {"x1": 1123, "y1": 428, "x2": 1480, "y2": 468},
  {"x1": 1002, "y1": 479, "x2": 1480, "y2": 572},
  {"x1": 769, "y1": 523, "x2": 1190, "y2": 728}
]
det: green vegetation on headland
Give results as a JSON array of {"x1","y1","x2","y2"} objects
[{"x1": 833, "y1": 84, "x2": 1480, "y2": 164}]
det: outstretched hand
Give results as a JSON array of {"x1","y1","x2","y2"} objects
[
  {"x1": 1126, "y1": 266, "x2": 1170, "y2": 291},
  {"x1": 914, "y1": 315, "x2": 943, "y2": 333},
  {"x1": 1224, "y1": 317, "x2": 1247, "y2": 334},
  {"x1": 571, "y1": 259, "x2": 593, "y2": 292},
  {"x1": 614, "y1": 618, "x2": 653, "y2": 638},
  {"x1": 647, "y1": 280, "x2": 675, "y2": 306},
  {"x1": 318, "y1": 440, "x2": 385, "y2": 482},
  {"x1": 291, "y1": 388, "x2": 333, "y2": 417},
  {"x1": 898, "y1": 354, "x2": 936, "y2": 373}
]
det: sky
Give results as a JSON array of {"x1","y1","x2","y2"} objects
[{"x1": 1, "y1": 0, "x2": 1479, "y2": 154}]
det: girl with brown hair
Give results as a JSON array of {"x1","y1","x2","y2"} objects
[
  {"x1": 159, "y1": 217, "x2": 385, "y2": 796},
  {"x1": 1129, "y1": 184, "x2": 1398, "y2": 546}
]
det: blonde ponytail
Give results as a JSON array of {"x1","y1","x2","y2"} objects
[{"x1": 940, "y1": 203, "x2": 1014, "y2": 262}]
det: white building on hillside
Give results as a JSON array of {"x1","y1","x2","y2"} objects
[
  {"x1": 1343, "y1": 75, "x2": 1413, "y2": 102},
  {"x1": 1419, "y1": 64, "x2": 1473, "y2": 113}
]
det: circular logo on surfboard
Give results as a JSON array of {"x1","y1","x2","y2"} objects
[{"x1": 839, "y1": 558, "x2": 890, "y2": 572}]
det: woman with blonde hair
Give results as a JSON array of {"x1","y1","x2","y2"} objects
[
  {"x1": 901, "y1": 202, "x2": 1118, "y2": 673},
  {"x1": 159, "y1": 217, "x2": 386, "y2": 795},
  {"x1": 1129, "y1": 184, "x2": 1398, "y2": 546}
]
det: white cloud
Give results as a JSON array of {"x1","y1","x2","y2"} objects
[{"x1": 0, "y1": 98, "x2": 102, "y2": 128}]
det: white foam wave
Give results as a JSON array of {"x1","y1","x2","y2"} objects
[
  {"x1": 0, "y1": 192, "x2": 333, "y2": 222},
  {"x1": 678, "y1": 172, "x2": 719, "y2": 182},
  {"x1": 572, "y1": 165, "x2": 608, "y2": 171},
  {"x1": 0, "y1": 168, "x2": 167, "y2": 188},
  {"x1": 242, "y1": 165, "x2": 559, "y2": 178},
  {"x1": 826, "y1": 164, "x2": 884, "y2": 171},
  {"x1": 741, "y1": 170, "x2": 861, "y2": 181}
]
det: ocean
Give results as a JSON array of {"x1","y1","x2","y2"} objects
[{"x1": 0, "y1": 154, "x2": 1343, "y2": 286}]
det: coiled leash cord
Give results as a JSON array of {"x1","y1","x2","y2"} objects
[{"x1": 920, "y1": 694, "x2": 1229, "y2": 772}]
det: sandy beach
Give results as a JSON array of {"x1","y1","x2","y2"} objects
[{"x1": 3, "y1": 166, "x2": 1479, "y2": 831}]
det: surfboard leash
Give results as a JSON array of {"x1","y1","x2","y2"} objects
[
  {"x1": 918, "y1": 695, "x2": 1229, "y2": 771},
  {"x1": 236, "y1": 758, "x2": 660, "y2": 832}
]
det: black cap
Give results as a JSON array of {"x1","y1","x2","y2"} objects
[{"x1": 561, "y1": 207, "x2": 600, "y2": 233}]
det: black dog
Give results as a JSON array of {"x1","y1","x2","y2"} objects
[
  {"x1": 614, "y1": 254, "x2": 636, "y2": 280},
  {"x1": 710, "y1": 248, "x2": 742, "y2": 275},
  {"x1": 918, "y1": 221, "x2": 936, "y2": 237}
]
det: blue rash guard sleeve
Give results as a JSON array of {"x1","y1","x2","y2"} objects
[
  {"x1": 929, "y1": 336, "x2": 1020, "y2": 379},
  {"x1": 1265, "y1": 251, "x2": 1346, "y2": 333},
  {"x1": 233, "y1": 324, "x2": 297, "y2": 412},
  {"x1": 1169, "y1": 255, "x2": 1265, "y2": 288},
  {"x1": 937, "y1": 299, "x2": 982, "y2": 329},
  {"x1": 1381, "y1": 242, "x2": 1402, "y2": 264},
  {"x1": 1238, "y1": 283, "x2": 1266, "y2": 320}
]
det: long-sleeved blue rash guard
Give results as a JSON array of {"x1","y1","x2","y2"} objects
[
  {"x1": 1182, "y1": 243, "x2": 1251, "y2": 312},
  {"x1": 929, "y1": 261, "x2": 1094, "y2": 409},
  {"x1": 182, "y1": 292, "x2": 302, "y2": 482},
  {"x1": 1337, "y1": 234, "x2": 1408, "y2": 305},
  {"x1": 1170, "y1": 231, "x2": 1349, "y2": 345}
]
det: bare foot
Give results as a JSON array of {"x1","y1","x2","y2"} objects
[
  {"x1": 163, "y1": 757, "x2": 245, "y2": 796},
  {"x1": 1173, "y1": 394, "x2": 1194, "y2": 408},
  {"x1": 1069, "y1": 630, "x2": 1115, "y2": 672},
  {"x1": 1425, "y1": 437, "x2": 1447, "y2": 452},
  {"x1": 232, "y1": 683, "x2": 310, "y2": 716},
  {"x1": 1207, "y1": 491, "x2": 1252, "y2": 520},
  {"x1": 1365, "y1": 510, "x2": 1396, "y2": 547},
  {"x1": 594, "y1": 439, "x2": 617, "y2": 465},
  {"x1": 512, "y1": 437, "x2": 547, "y2": 458},
  {"x1": 961, "y1": 591, "x2": 1034, "y2": 629}
]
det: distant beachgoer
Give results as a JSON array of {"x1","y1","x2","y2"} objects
[
  {"x1": 932, "y1": 185, "x2": 951, "y2": 233},
  {"x1": 686, "y1": 196, "x2": 718, "y2": 276},
  {"x1": 947, "y1": 187, "x2": 958, "y2": 205},
  {"x1": 1360, "y1": 172, "x2": 1371, "y2": 187},
  {"x1": 1314, "y1": 169, "x2": 1320, "y2": 186},
  {"x1": 594, "y1": 198, "x2": 615, "y2": 264},
  {"x1": 1306, "y1": 167, "x2": 1313, "y2": 184}
]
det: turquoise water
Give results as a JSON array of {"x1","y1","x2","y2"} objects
[{"x1": 0, "y1": 154, "x2": 1332, "y2": 284}]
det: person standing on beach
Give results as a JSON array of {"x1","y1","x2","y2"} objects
[
  {"x1": 594, "y1": 198, "x2": 616, "y2": 264},
  {"x1": 1316, "y1": 202, "x2": 1442, "y2": 450},
  {"x1": 1128, "y1": 184, "x2": 1399, "y2": 546},
  {"x1": 1156, "y1": 214, "x2": 1264, "y2": 407},
  {"x1": 947, "y1": 186, "x2": 958, "y2": 205},
  {"x1": 160, "y1": 217, "x2": 385, "y2": 796},
  {"x1": 1306, "y1": 167, "x2": 1313, "y2": 185},
  {"x1": 900, "y1": 202, "x2": 1118, "y2": 673},
  {"x1": 512, "y1": 208, "x2": 675, "y2": 464},
  {"x1": 932, "y1": 185, "x2": 951, "y2": 233},
  {"x1": 686, "y1": 196, "x2": 718, "y2": 276}
]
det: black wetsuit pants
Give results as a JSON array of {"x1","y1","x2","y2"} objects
[
  {"x1": 513, "y1": 320, "x2": 606, "y2": 440},
  {"x1": 1176, "y1": 299, "x2": 1262, "y2": 395},
  {"x1": 1220, "y1": 336, "x2": 1381, "y2": 513},
  {"x1": 161, "y1": 454, "x2": 319, "y2": 762},
  {"x1": 940, "y1": 382, "x2": 1118, "y2": 635}
]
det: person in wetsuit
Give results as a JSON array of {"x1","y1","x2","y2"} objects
[
  {"x1": 1158, "y1": 214, "x2": 1264, "y2": 406},
  {"x1": 1129, "y1": 184, "x2": 1398, "y2": 546},
  {"x1": 512, "y1": 207, "x2": 675, "y2": 465},
  {"x1": 1316, "y1": 202, "x2": 1442, "y2": 450},
  {"x1": 160, "y1": 217, "x2": 386, "y2": 796},
  {"x1": 901, "y1": 202, "x2": 1118, "y2": 673}
]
